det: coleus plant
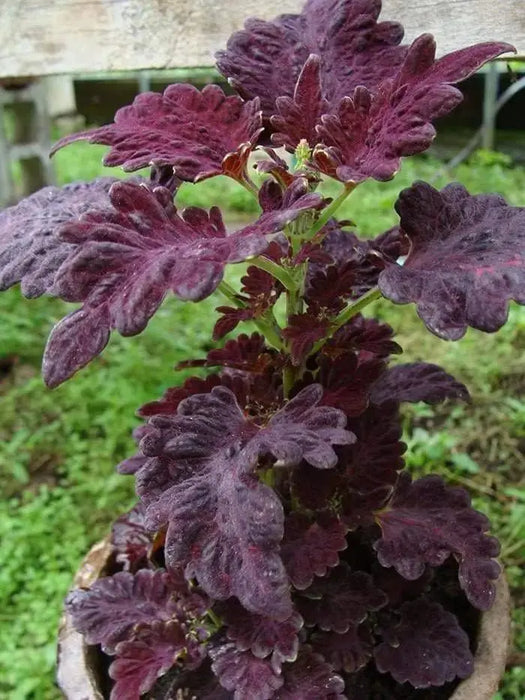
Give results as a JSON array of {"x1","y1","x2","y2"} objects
[{"x1": 0, "y1": 0, "x2": 522, "y2": 697}]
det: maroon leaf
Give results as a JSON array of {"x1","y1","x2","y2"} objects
[
  {"x1": 42, "y1": 180, "x2": 273, "y2": 386},
  {"x1": 0, "y1": 178, "x2": 115, "y2": 297},
  {"x1": 379, "y1": 181, "x2": 525, "y2": 339},
  {"x1": 374, "y1": 598, "x2": 474, "y2": 687},
  {"x1": 65, "y1": 569, "x2": 179, "y2": 653},
  {"x1": 213, "y1": 306, "x2": 254, "y2": 340},
  {"x1": 374, "y1": 473, "x2": 501, "y2": 610},
  {"x1": 313, "y1": 37, "x2": 513, "y2": 183},
  {"x1": 318, "y1": 354, "x2": 386, "y2": 417},
  {"x1": 281, "y1": 513, "x2": 347, "y2": 589},
  {"x1": 111, "y1": 503, "x2": 154, "y2": 572},
  {"x1": 216, "y1": 0, "x2": 408, "y2": 120},
  {"x1": 306, "y1": 262, "x2": 357, "y2": 315},
  {"x1": 325, "y1": 315, "x2": 401, "y2": 360},
  {"x1": 138, "y1": 374, "x2": 224, "y2": 417},
  {"x1": 196, "y1": 333, "x2": 281, "y2": 373},
  {"x1": 311, "y1": 624, "x2": 373, "y2": 673},
  {"x1": 51, "y1": 84, "x2": 263, "y2": 183},
  {"x1": 291, "y1": 460, "x2": 342, "y2": 512},
  {"x1": 272, "y1": 54, "x2": 329, "y2": 150},
  {"x1": 370, "y1": 362, "x2": 470, "y2": 405},
  {"x1": 283, "y1": 313, "x2": 330, "y2": 365},
  {"x1": 209, "y1": 642, "x2": 283, "y2": 700},
  {"x1": 221, "y1": 600, "x2": 303, "y2": 664},
  {"x1": 277, "y1": 645, "x2": 345, "y2": 699},
  {"x1": 109, "y1": 621, "x2": 191, "y2": 700},
  {"x1": 297, "y1": 563, "x2": 387, "y2": 632}
]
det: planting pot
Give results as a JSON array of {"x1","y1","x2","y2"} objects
[{"x1": 56, "y1": 540, "x2": 512, "y2": 700}]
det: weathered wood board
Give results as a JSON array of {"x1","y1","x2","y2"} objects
[{"x1": 0, "y1": 0, "x2": 522, "y2": 79}]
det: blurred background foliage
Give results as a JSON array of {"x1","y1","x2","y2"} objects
[{"x1": 0, "y1": 118, "x2": 524, "y2": 697}]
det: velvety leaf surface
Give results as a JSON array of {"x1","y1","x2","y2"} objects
[
  {"x1": 51, "y1": 84, "x2": 263, "y2": 182},
  {"x1": 109, "y1": 620, "x2": 189, "y2": 700},
  {"x1": 374, "y1": 473, "x2": 501, "y2": 609},
  {"x1": 42, "y1": 180, "x2": 272, "y2": 386},
  {"x1": 281, "y1": 513, "x2": 347, "y2": 589},
  {"x1": 221, "y1": 599, "x2": 303, "y2": 664},
  {"x1": 217, "y1": 0, "x2": 408, "y2": 119},
  {"x1": 192, "y1": 333, "x2": 282, "y2": 374},
  {"x1": 0, "y1": 178, "x2": 115, "y2": 297},
  {"x1": 277, "y1": 646, "x2": 346, "y2": 699},
  {"x1": 297, "y1": 563, "x2": 387, "y2": 632},
  {"x1": 209, "y1": 642, "x2": 283, "y2": 700},
  {"x1": 111, "y1": 503, "x2": 154, "y2": 572},
  {"x1": 137, "y1": 386, "x2": 353, "y2": 618},
  {"x1": 65, "y1": 569, "x2": 178, "y2": 652},
  {"x1": 374, "y1": 598, "x2": 474, "y2": 687},
  {"x1": 379, "y1": 181, "x2": 525, "y2": 339},
  {"x1": 370, "y1": 362, "x2": 469, "y2": 405},
  {"x1": 313, "y1": 37, "x2": 512, "y2": 183},
  {"x1": 311, "y1": 624, "x2": 373, "y2": 673}
]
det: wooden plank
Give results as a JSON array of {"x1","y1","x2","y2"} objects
[{"x1": 0, "y1": 0, "x2": 522, "y2": 79}]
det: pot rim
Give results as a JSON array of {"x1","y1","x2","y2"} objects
[{"x1": 56, "y1": 540, "x2": 511, "y2": 700}]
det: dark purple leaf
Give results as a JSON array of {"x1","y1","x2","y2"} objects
[
  {"x1": 277, "y1": 645, "x2": 345, "y2": 699},
  {"x1": 221, "y1": 599, "x2": 303, "y2": 664},
  {"x1": 318, "y1": 354, "x2": 386, "y2": 417},
  {"x1": 216, "y1": 0, "x2": 408, "y2": 120},
  {"x1": 193, "y1": 333, "x2": 282, "y2": 374},
  {"x1": 65, "y1": 569, "x2": 178, "y2": 653},
  {"x1": 0, "y1": 178, "x2": 115, "y2": 297},
  {"x1": 306, "y1": 262, "x2": 357, "y2": 315},
  {"x1": 209, "y1": 642, "x2": 283, "y2": 700},
  {"x1": 370, "y1": 362, "x2": 469, "y2": 405},
  {"x1": 341, "y1": 401, "x2": 405, "y2": 516},
  {"x1": 281, "y1": 513, "x2": 347, "y2": 589},
  {"x1": 374, "y1": 473, "x2": 501, "y2": 610},
  {"x1": 42, "y1": 307, "x2": 111, "y2": 388},
  {"x1": 297, "y1": 563, "x2": 387, "y2": 632},
  {"x1": 374, "y1": 598, "x2": 474, "y2": 687},
  {"x1": 109, "y1": 620, "x2": 190, "y2": 700},
  {"x1": 324, "y1": 315, "x2": 401, "y2": 360},
  {"x1": 379, "y1": 181, "x2": 525, "y2": 339},
  {"x1": 111, "y1": 503, "x2": 154, "y2": 572},
  {"x1": 42, "y1": 180, "x2": 273, "y2": 386},
  {"x1": 291, "y1": 460, "x2": 341, "y2": 511},
  {"x1": 51, "y1": 84, "x2": 263, "y2": 183},
  {"x1": 282, "y1": 313, "x2": 329, "y2": 365},
  {"x1": 311, "y1": 624, "x2": 373, "y2": 673},
  {"x1": 137, "y1": 386, "x2": 352, "y2": 618},
  {"x1": 313, "y1": 37, "x2": 513, "y2": 183}
]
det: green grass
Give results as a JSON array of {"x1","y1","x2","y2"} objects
[{"x1": 1, "y1": 141, "x2": 524, "y2": 698}]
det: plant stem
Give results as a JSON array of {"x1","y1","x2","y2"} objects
[
  {"x1": 331, "y1": 287, "x2": 382, "y2": 333},
  {"x1": 217, "y1": 281, "x2": 284, "y2": 350},
  {"x1": 306, "y1": 182, "x2": 356, "y2": 239},
  {"x1": 250, "y1": 256, "x2": 297, "y2": 291},
  {"x1": 308, "y1": 287, "x2": 382, "y2": 357}
]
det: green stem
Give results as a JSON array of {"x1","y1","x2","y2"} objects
[
  {"x1": 306, "y1": 182, "x2": 356, "y2": 239},
  {"x1": 217, "y1": 281, "x2": 284, "y2": 350},
  {"x1": 250, "y1": 256, "x2": 297, "y2": 291},
  {"x1": 309, "y1": 287, "x2": 382, "y2": 357},
  {"x1": 331, "y1": 287, "x2": 382, "y2": 333},
  {"x1": 237, "y1": 176, "x2": 259, "y2": 197}
]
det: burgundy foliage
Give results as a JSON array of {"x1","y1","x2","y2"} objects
[
  {"x1": 375, "y1": 474, "x2": 501, "y2": 610},
  {"x1": 51, "y1": 84, "x2": 263, "y2": 183},
  {"x1": 4, "y1": 1, "x2": 520, "y2": 697},
  {"x1": 379, "y1": 181, "x2": 525, "y2": 338},
  {"x1": 0, "y1": 178, "x2": 115, "y2": 297},
  {"x1": 374, "y1": 598, "x2": 474, "y2": 687}
]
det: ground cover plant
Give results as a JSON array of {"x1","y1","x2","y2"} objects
[{"x1": 1, "y1": 0, "x2": 524, "y2": 698}]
